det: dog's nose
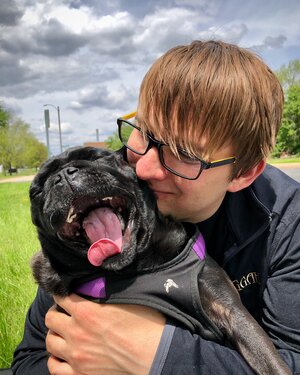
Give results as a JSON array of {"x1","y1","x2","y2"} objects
[{"x1": 53, "y1": 167, "x2": 79, "y2": 185}]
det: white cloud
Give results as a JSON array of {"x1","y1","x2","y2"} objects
[
  {"x1": 135, "y1": 7, "x2": 211, "y2": 52},
  {"x1": 197, "y1": 23, "x2": 248, "y2": 43}
]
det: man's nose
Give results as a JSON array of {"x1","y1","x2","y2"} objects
[{"x1": 135, "y1": 147, "x2": 168, "y2": 181}]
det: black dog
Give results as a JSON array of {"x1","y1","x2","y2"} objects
[{"x1": 30, "y1": 146, "x2": 290, "y2": 375}]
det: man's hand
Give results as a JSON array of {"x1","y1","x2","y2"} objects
[{"x1": 45, "y1": 294, "x2": 166, "y2": 375}]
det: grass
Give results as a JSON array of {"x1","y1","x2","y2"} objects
[
  {"x1": 0, "y1": 182, "x2": 39, "y2": 368},
  {"x1": 268, "y1": 156, "x2": 300, "y2": 164}
]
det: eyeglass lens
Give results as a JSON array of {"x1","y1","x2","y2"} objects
[{"x1": 119, "y1": 120, "x2": 202, "y2": 179}]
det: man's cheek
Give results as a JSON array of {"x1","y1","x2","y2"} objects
[{"x1": 127, "y1": 150, "x2": 139, "y2": 166}]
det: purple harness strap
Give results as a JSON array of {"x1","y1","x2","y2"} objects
[
  {"x1": 75, "y1": 276, "x2": 106, "y2": 298},
  {"x1": 75, "y1": 233, "x2": 206, "y2": 299},
  {"x1": 192, "y1": 232, "x2": 206, "y2": 261}
]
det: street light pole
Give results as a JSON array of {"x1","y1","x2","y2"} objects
[
  {"x1": 44, "y1": 103, "x2": 63, "y2": 153},
  {"x1": 44, "y1": 109, "x2": 51, "y2": 158}
]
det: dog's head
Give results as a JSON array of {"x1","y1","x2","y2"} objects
[{"x1": 30, "y1": 147, "x2": 159, "y2": 278}]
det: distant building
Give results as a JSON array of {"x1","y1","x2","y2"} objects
[{"x1": 83, "y1": 141, "x2": 107, "y2": 149}]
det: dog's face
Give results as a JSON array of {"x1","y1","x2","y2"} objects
[{"x1": 30, "y1": 147, "x2": 157, "y2": 278}]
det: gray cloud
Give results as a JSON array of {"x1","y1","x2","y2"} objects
[
  {"x1": 0, "y1": 0, "x2": 23, "y2": 26},
  {"x1": 263, "y1": 35, "x2": 287, "y2": 49},
  {"x1": 1, "y1": 19, "x2": 88, "y2": 57},
  {"x1": 70, "y1": 83, "x2": 136, "y2": 112},
  {"x1": 35, "y1": 19, "x2": 89, "y2": 56},
  {"x1": 1, "y1": 59, "x2": 120, "y2": 98},
  {"x1": 251, "y1": 34, "x2": 287, "y2": 53}
]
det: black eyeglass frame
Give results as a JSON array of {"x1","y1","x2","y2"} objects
[{"x1": 117, "y1": 118, "x2": 236, "y2": 180}]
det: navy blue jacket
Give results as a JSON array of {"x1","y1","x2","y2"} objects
[{"x1": 12, "y1": 165, "x2": 300, "y2": 374}]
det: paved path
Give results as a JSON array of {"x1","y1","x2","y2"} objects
[
  {"x1": 0, "y1": 175, "x2": 36, "y2": 183},
  {"x1": 1, "y1": 163, "x2": 300, "y2": 184}
]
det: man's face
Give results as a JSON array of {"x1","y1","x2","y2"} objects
[{"x1": 126, "y1": 124, "x2": 236, "y2": 223}]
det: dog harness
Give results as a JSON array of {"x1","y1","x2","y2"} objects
[{"x1": 76, "y1": 231, "x2": 224, "y2": 343}]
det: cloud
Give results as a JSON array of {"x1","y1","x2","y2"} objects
[
  {"x1": 0, "y1": 0, "x2": 298, "y2": 154},
  {"x1": 251, "y1": 34, "x2": 287, "y2": 53},
  {"x1": 88, "y1": 12, "x2": 137, "y2": 59},
  {"x1": 174, "y1": 0, "x2": 220, "y2": 16},
  {"x1": 70, "y1": 84, "x2": 136, "y2": 112},
  {"x1": 135, "y1": 7, "x2": 211, "y2": 56},
  {"x1": 262, "y1": 35, "x2": 287, "y2": 49},
  {"x1": 1, "y1": 18, "x2": 88, "y2": 57},
  {"x1": 48, "y1": 121, "x2": 74, "y2": 135},
  {"x1": 0, "y1": 0, "x2": 23, "y2": 26},
  {"x1": 198, "y1": 23, "x2": 248, "y2": 43}
]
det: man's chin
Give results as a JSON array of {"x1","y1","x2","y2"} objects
[{"x1": 157, "y1": 201, "x2": 181, "y2": 221}]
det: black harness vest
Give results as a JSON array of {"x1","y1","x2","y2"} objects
[{"x1": 76, "y1": 230, "x2": 224, "y2": 343}]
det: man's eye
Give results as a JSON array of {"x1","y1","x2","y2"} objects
[{"x1": 177, "y1": 149, "x2": 199, "y2": 163}]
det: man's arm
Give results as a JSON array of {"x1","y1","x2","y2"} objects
[
  {"x1": 45, "y1": 295, "x2": 257, "y2": 375},
  {"x1": 260, "y1": 219, "x2": 300, "y2": 370},
  {"x1": 45, "y1": 294, "x2": 165, "y2": 375},
  {"x1": 11, "y1": 288, "x2": 52, "y2": 374}
]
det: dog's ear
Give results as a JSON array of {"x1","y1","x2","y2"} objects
[{"x1": 115, "y1": 146, "x2": 128, "y2": 161}]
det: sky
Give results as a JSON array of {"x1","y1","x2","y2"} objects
[{"x1": 1, "y1": 0, "x2": 299, "y2": 156}]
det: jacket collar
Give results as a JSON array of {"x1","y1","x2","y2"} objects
[{"x1": 225, "y1": 171, "x2": 274, "y2": 248}]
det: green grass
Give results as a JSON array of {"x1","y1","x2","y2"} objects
[
  {"x1": 0, "y1": 182, "x2": 39, "y2": 368},
  {"x1": 268, "y1": 156, "x2": 300, "y2": 164}
]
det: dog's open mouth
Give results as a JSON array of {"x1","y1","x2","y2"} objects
[{"x1": 58, "y1": 195, "x2": 130, "y2": 266}]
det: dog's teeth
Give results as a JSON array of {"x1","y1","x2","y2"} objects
[
  {"x1": 66, "y1": 207, "x2": 77, "y2": 223},
  {"x1": 102, "y1": 197, "x2": 113, "y2": 201}
]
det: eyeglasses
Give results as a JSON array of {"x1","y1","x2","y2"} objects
[{"x1": 117, "y1": 112, "x2": 236, "y2": 180}]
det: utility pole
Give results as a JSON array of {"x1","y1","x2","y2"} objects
[
  {"x1": 44, "y1": 104, "x2": 63, "y2": 153},
  {"x1": 44, "y1": 109, "x2": 50, "y2": 157}
]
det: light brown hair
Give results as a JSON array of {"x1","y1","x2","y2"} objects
[{"x1": 137, "y1": 40, "x2": 284, "y2": 177}]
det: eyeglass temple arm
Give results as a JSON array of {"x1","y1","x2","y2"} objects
[
  {"x1": 208, "y1": 157, "x2": 236, "y2": 168},
  {"x1": 120, "y1": 111, "x2": 137, "y2": 120}
]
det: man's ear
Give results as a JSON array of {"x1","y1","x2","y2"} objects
[{"x1": 227, "y1": 160, "x2": 266, "y2": 193}]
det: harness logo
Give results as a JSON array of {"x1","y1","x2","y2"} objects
[{"x1": 164, "y1": 279, "x2": 179, "y2": 293}]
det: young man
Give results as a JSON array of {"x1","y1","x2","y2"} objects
[{"x1": 13, "y1": 40, "x2": 300, "y2": 374}]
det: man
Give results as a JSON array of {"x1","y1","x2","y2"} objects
[{"x1": 12, "y1": 40, "x2": 300, "y2": 374}]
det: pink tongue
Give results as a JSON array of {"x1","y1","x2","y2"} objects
[{"x1": 83, "y1": 207, "x2": 123, "y2": 266}]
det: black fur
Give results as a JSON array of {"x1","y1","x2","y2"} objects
[
  {"x1": 30, "y1": 146, "x2": 290, "y2": 375},
  {"x1": 30, "y1": 147, "x2": 187, "y2": 296}
]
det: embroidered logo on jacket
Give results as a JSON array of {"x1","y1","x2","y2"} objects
[
  {"x1": 164, "y1": 279, "x2": 179, "y2": 293},
  {"x1": 232, "y1": 272, "x2": 260, "y2": 292}
]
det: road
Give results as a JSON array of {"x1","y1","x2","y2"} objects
[
  {"x1": 1, "y1": 164, "x2": 300, "y2": 184},
  {"x1": 274, "y1": 163, "x2": 300, "y2": 183}
]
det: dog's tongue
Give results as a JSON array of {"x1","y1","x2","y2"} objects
[{"x1": 83, "y1": 207, "x2": 122, "y2": 266}]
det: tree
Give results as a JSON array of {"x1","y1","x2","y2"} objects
[
  {"x1": 105, "y1": 125, "x2": 132, "y2": 150},
  {"x1": 273, "y1": 85, "x2": 300, "y2": 156},
  {"x1": 276, "y1": 60, "x2": 300, "y2": 89},
  {"x1": 273, "y1": 60, "x2": 300, "y2": 156},
  {"x1": 0, "y1": 117, "x2": 48, "y2": 173},
  {"x1": 0, "y1": 103, "x2": 10, "y2": 128},
  {"x1": 23, "y1": 137, "x2": 48, "y2": 170},
  {"x1": 106, "y1": 131, "x2": 123, "y2": 150}
]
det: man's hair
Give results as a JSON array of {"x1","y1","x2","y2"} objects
[{"x1": 138, "y1": 40, "x2": 284, "y2": 178}]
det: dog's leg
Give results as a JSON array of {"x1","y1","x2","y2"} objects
[{"x1": 198, "y1": 257, "x2": 291, "y2": 375}]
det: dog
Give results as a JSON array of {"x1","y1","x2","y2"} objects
[{"x1": 30, "y1": 146, "x2": 290, "y2": 375}]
